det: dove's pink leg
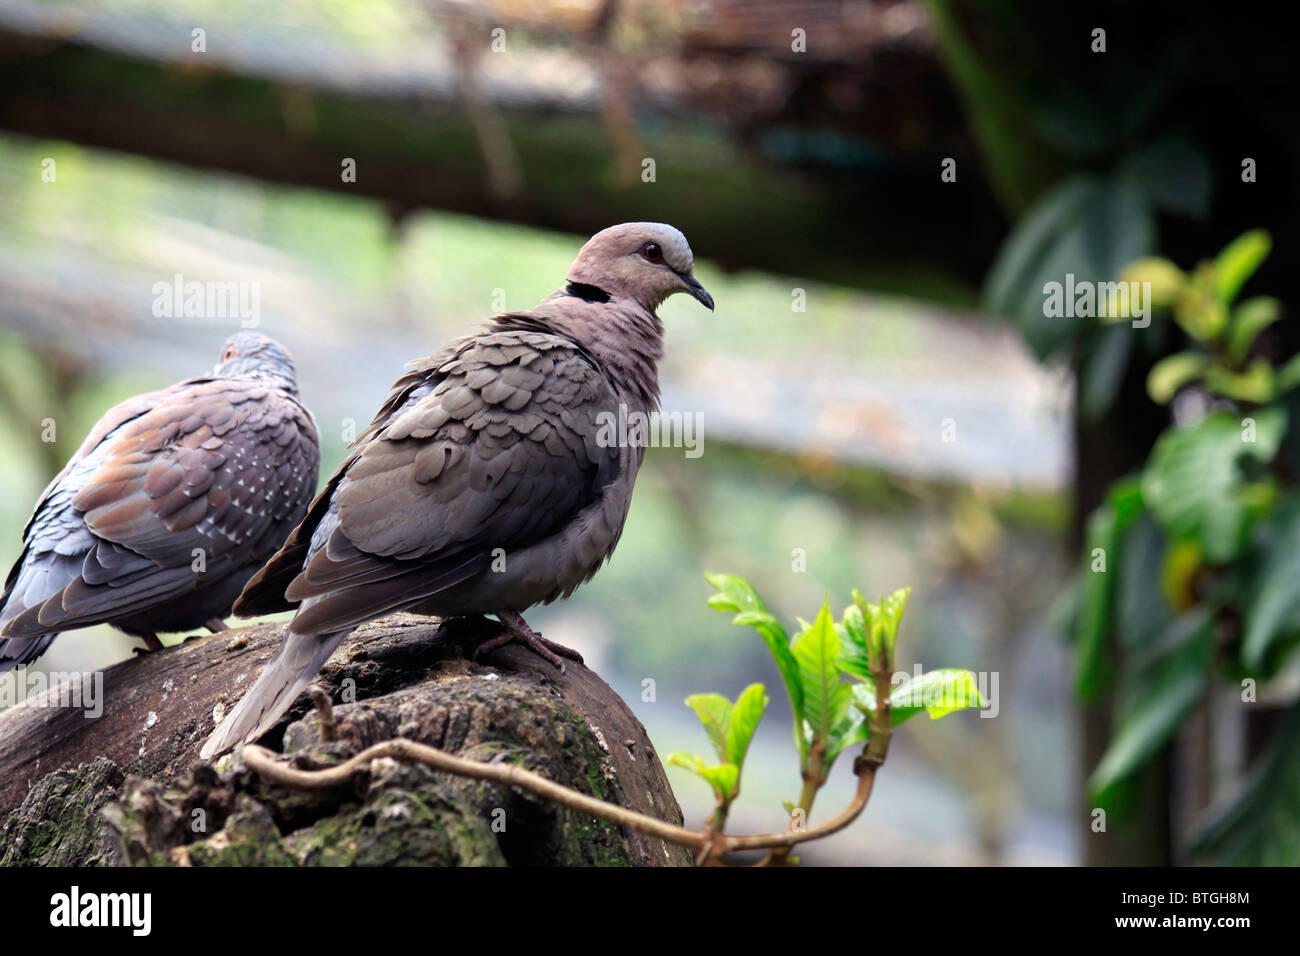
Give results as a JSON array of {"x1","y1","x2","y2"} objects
[
  {"x1": 131, "y1": 632, "x2": 164, "y2": 656},
  {"x1": 204, "y1": 618, "x2": 229, "y2": 633},
  {"x1": 475, "y1": 609, "x2": 584, "y2": 673}
]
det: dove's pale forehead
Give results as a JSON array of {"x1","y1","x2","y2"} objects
[{"x1": 578, "y1": 222, "x2": 695, "y2": 272}]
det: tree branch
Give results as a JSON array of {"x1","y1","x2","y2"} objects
[{"x1": 241, "y1": 736, "x2": 884, "y2": 858}]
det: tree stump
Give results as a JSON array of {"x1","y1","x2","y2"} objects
[{"x1": 0, "y1": 614, "x2": 691, "y2": 866}]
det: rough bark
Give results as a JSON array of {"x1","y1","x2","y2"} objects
[{"x1": 0, "y1": 614, "x2": 691, "y2": 866}]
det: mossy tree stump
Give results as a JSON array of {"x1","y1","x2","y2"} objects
[{"x1": 0, "y1": 614, "x2": 691, "y2": 866}]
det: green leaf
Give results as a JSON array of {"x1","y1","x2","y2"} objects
[
  {"x1": 684, "y1": 693, "x2": 732, "y2": 765},
  {"x1": 1076, "y1": 478, "x2": 1145, "y2": 698},
  {"x1": 1202, "y1": 359, "x2": 1275, "y2": 404},
  {"x1": 665, "y1": 753, "x2": 740, "y2": 804},
  {"x1": 837, "y1": 655, "x2": 873, "y2": 683},
  {"x1": 886, "y1": 669, "x2": 987, "y2": 723},
  {"x1": 983, "y1": 174, "x2": 1098, "y2": 321},
  {"x1": 1176, "y1": 300, "x2": 1230, "y2": 343},
  {"x1": 1141, "y1": 409, "x2": 1286, "y2": 563},
  {"x1": 791, "y1": 599, "x2": 849, "y2": 755},
  {"x1": 731, "y1": 609, "x2": 783, "y2": 632},
  {"x1": 1117, "y1": 137, "x2": 1212, "y2": 220},
  {"x1": 1214, "y1": 229, "x2": 1271, "y2": 304},
  {"x1": 1120, "y1": 256, "x2": 1186, "y2": 310},
  {"x1": 1146, "y1": 351, "x2": 1208, "y2": 405},
  {"x1": 699, "y1": 764, "x2": 739, "y2": 801},
  {"x1": 1169, "y1": 261, "x2": 1231, "y2": 342},
  {"x1": 877, "y1": 588, "x2": 911, "y2": 654},
  {"x1": 841, "y1": 602, "x2": 867, "y2": 649},
  {"x1": 1088, "y1": 610, "x2": 1212, "y2": 805},
  {"x1": 666, "y1": 751, "x2": 705, "y2": 773},
  {"x1": 1276, "y1": 354, "x2": 1300, "y2": 395},
  {"x1": 1241, "y1": 499, "x2": 1300, "y2": 671},
  {"x1": 851, "y1": 587, "x2": 912, "y2": 668},
  {"x1": 724, "y1": 684, "x2": 769, "y2": 774},
  {"x1": 1115, "y1": 514, "x2": 1177, "y2": 649},
  {"x1": 704, "y1": 572, "x2": 773, "y2": 616},
  {"x1": 1191, "y1": 705, "x2": 1300, "y2": 865},
  {"x1": 683, "y1": 684, "x2": 768, "y2": 778},
  {"x1": 838, "y1": 670, "x2": 985, "y2": 752},
  {"x1": 837, "y1": 647, "x2": 868, "y2": 686},
  {"x1": 838, "y1": 602, "x2": 873, "y2": 681},
  {"x1": 1228, "y1": 297, "x2": 1282, "y2": 362},
  {"x1": 704, "y1": 573, "x2": 803, "y2": 720},
  {"x1": 829, "y1": 685, "x2": 871, "y2": 756},
  {"x1": 984, "y1": 174, "x2": 1154, "y2": 371},
  {"x1": 853, "y1": 590, "x2": 885, "y2": 665}
]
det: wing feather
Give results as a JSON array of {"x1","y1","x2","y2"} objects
[
  {"x1": 0, "y1": 377, "x2": 319, "y2": 639},
  {"x1": 242, "y1": 330, "x2": 619, "y2": 632}
]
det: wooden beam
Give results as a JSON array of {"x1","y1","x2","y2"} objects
[{"x1": 0, "y1": 32, "x2": 998, "y2": 299}]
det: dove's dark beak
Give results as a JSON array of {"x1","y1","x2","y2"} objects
[{"x1": 679, "y1": 272, "x2": 714, "y2": 311}]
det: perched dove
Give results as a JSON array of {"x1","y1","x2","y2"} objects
[
  {"x1": 0, "y1": 333, "x2": 320, "y2": 670},
  {"x1": 202, "y1": 222, "x2": 713, "y2": 757}
]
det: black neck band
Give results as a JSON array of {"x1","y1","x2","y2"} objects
[{"x1": 565, "y1": 281, "x2": 612, "y2": 303}]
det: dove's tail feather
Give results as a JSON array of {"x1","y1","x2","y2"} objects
[
  {"x1": 0, "y1": 549, "x2": 79, "y2": 671},
  {"x1": 200, "y1": 627, "x2": 348, "y2": 759},
  {"x1": 0, "y1": 633, "x2": 59, "y2": 673}
]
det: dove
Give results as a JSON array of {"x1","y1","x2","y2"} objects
[
  {"x1": 0, "y1": 332, "x2": 320, "y2": 670},
  {"x1": 201, "y1": 222, "x2": 713, "y2": 757}
]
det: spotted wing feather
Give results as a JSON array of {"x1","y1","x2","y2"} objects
[{"x1": 0, "y1": 378, "x2": 319, "y2": 640}]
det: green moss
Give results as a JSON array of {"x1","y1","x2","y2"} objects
[
  {"x1": 186, "y1": 798, "x2": 296, "y2": 867},
  {"x1": 289, "y1": 783, "x2": 504, "y2": 866},
  {"x1": 0, "y1": 757, "x2": 125, "y2": 866}
]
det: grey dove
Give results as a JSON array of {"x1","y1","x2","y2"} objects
[
  {"x1": 0, "y1": 332, "x2": 320, "y2": 669},
  {"x1": 202, "y1": 222, "x2": 713, "y2": 757}
]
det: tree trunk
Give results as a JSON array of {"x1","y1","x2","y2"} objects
[
  {"x1": 0, "y1": 614, "x2": 692, "y2": 867},
  {"x1": 1074, "y1": 377, "x2": 1171, "y2": 865}
]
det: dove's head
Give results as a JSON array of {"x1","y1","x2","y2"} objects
[
  {"x1": 567, "y1": 222, "x2": 714, "y2": 313},
  {"x1": 215, "y1": 332, "x2": 299, "y2": 393}
]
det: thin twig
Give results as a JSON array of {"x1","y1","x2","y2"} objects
[
  {"x1": 306, "y1": 686, "x2": 336, "y2": 742},
  {"x1": 241, "y1": 737, "x2": 880, "y2": 855},
  {"x1": 729, "y1": 760, "x2": 879, "y2": 851}
]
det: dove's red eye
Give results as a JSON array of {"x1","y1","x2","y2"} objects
[
  {"x1": 640, "y1": 242, "x2": 664, "y2": 263},
  {"x1": 222, "y1": 345, "x2": 238, "y2": 361}
]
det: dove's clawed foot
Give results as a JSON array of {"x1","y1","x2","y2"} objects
[
  {"x1": 177, "y1": 618, "x2": 228, "y2": 645},
  {"x1": 475, "y1": 609, "x2": 584, "y2": 674},
  {"x1": 132, "y1": 632, "x2": 164, "y2": 657}
]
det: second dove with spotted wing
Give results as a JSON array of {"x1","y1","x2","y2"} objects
[
  {"x1": 0, "y1": 333, "x2": 320, "y2": 670},
  {"x1": 202, "y1": 222, "x2": 713, "y2": 757}
]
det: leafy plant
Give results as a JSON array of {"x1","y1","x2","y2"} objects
[
  {"x1": 1075, "y1": 231, "x2": 1300, "y2": 863},
  {"x1": 666, "y1": 573, "x2": 985, "y2": 864},
  {"x1": 1122, "y1": 231, "x2": 1298, "y2": 407},
  {"x1": 666, "y1": 684, "x2": 767, "y2": 827},
  {"x1": 982, "y1": 137, "x2": 1211, "y2": 420}
]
